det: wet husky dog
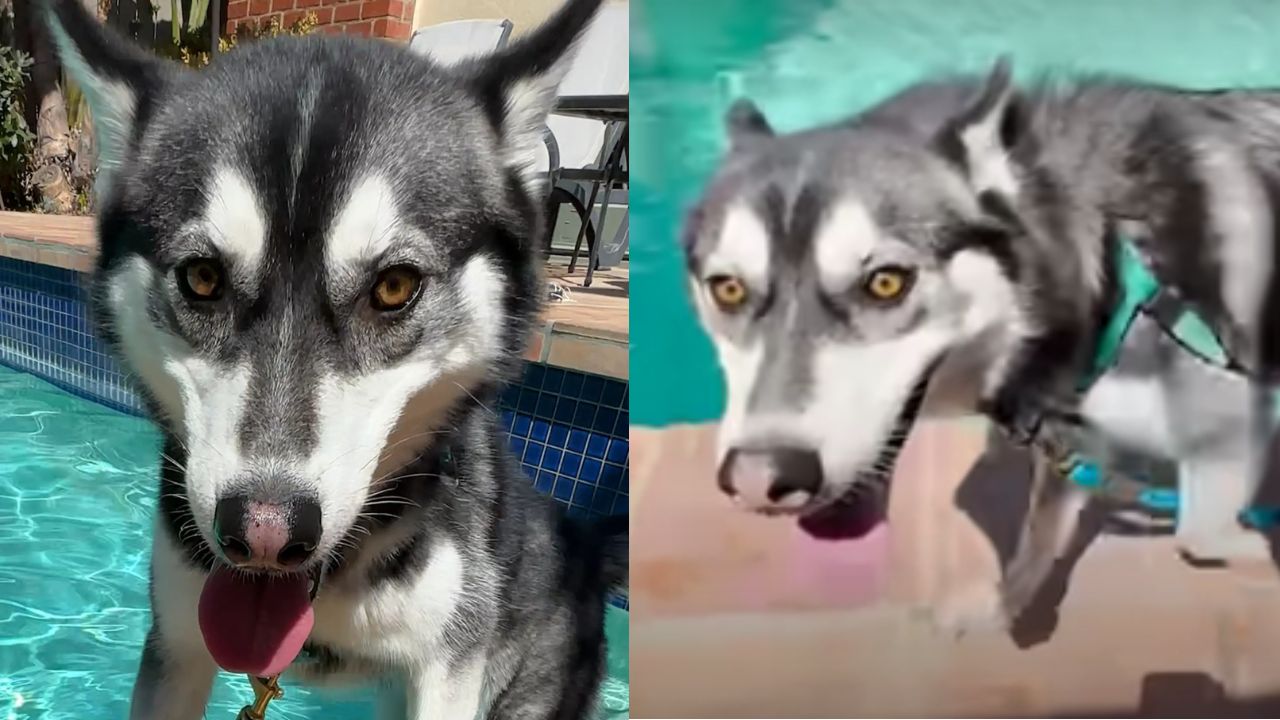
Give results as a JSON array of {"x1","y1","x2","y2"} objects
[
  {"x1": 44, "y1": 0, "x2": 626, "y2": 716},
  {"x1": 684, "y1": 60, "x2": 1280, "y2": 629}
]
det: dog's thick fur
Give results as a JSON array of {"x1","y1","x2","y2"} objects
[
  {"x1": 43, "y1": 0, "x2": 626, "y2": 717},
  {"x1": 684, "y1": 61, "x2": 1280, "y2": 631}
]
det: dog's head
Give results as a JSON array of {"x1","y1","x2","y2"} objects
[
  {"x1": 684, "y1": 60, "x2": 1078, "y2": 533},
  {"x1": 46, "y1": 0, "x2": 600, "y2": 578}
]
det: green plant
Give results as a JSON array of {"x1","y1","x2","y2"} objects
[
  {"x1": 0, "y1": 45, "x2": 34, "y2": 209},
  {"x1": 159, "y1": 10, "x2": 319, "y2": 69}
]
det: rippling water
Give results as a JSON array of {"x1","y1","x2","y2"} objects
[{"x1": 0, "y1": 366, "x2": 627, "y2": 719}]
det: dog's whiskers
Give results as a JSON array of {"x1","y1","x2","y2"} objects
[
  {"x1": 453, "y1": 381, "x2": 495, "y2": 417},
  {"x1": 362, "y1": 498, "x2": 423, "y2": 510},
  {"x1": 159, "y1": 452, "x2": 188, "y2": 473},
  {"x1": 364, "y1": 429, "x2": 453, "y2": 470}
]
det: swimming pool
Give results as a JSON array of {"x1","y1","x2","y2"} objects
[{"x1": 0, "y1": 364, "x2": 628, "y2": 719}]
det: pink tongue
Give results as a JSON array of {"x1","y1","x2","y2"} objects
[{"x1": 198, "y1": 568, "x2": 314, "y2": 677}]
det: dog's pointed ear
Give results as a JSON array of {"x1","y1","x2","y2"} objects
[
  {"x1": 725, "y1": 98, "x2": 773, "y2": 151},
  {"x1": 937, "y1": 57, "x2": 1025, "y2": 197},
  {"x1": 464, "y1": 0, "x2": 604, "y2": 191},
  {"x1": 42, "y1": 0, "x2": 176, "y2": 193}
]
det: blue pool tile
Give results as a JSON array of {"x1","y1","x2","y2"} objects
[
  {"x1": 552, "y1": 477, "x2": 575, "y2": 501},
  {"x1": 612, "y1": 493, "x2": 628, "y2": 514},
  {"x1": 573, "y1": 402, "x2": 596, "y2": 427},
  {"x1": 560, "y1": 454, "x2": 582, "y2": 477},
  {"x1": 512, "y1": 414, "x2": 532, "y2": 437},
  {"x1": 522, "y1": 442, "x2": 544, "y2": 466},
  {"x1": 561, "y1": 371, "x2": 583, "y2": 396},
  {"x1": 525, "y1": 362, "x2": 545, "y2": 389},
  {"x1": 534, "y1": 471, "x2": 554, "y2": 494},
  {"x1": 581, "y1": 458, "x2": 602, "y2": 482},
  {"x1": 602, "y1": 380, "x2": 625, "y2": 408},
  {"x1": 536, "y1": 393, "x2": 557, "y2": 418},
  {"x1": 543, "y1": 367, "x2": 564, "y2": 394},
  {"x1": 531, "y1": 419, "x2": 550, "y2": 443},
  {"x1": 509, "y1": 437, "x2": 526, "y2": 458},
  {"x1": 582, "y1": 375, "x2": 604, "y2": 401},
  {"x1": 593, "y1": 407, "x2": 617, "y2": 435},
  {"x1": 554, "y1": 398, "x2": 577, "y2": 423},
  {"x1": 517, "y1": 388, "x2": 538, "y2": 414},
  {"x1": 591, "y1": 489, "x2": 616, "y2": 514},
  {"x1": 571, "y1": 482, "x2": 596, "y2": 507},
  {"x1": 548, "y1": 423, "x2": 569, "y2": 447},
  {"x1": 613, "y1": 411, "x2": 629, "y2": 436},
  {"x1": 605, "y1": 438, "x2": 628, "y2": 464},
  {"x1": 567, "y1": 429, "x2": 588, "y2": 454},
  {"x1": 585, "y1": 434, "x2": 608, "y2": 459},
  {"x1": 542, "y1": 447, "x2": 562, "y2": 471},
  {"x1": 600, "y1": 463, "x2": 624, "y2": 491}
]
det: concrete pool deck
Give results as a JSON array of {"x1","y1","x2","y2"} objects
[
  {"x1": 0, "y1": 210, "x2": 629, "y2": 380},
  {"x1": 631, "y1": 421, "x2": 1280, "y2": 717}
]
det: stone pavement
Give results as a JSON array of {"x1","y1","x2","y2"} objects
[{"x1": 631, "y1": 422, "x2": 1280, "y2": 717}]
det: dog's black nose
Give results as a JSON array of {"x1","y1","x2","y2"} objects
[
  {"x1": 764, "y1": 447, "x2": 824, "y2": 500},
  {"x1": 718, "y1": 446, "x2": 824, "y2": 509},
  {"x1": 213, "y1": 495, "x2": 323, "y2": 570}
]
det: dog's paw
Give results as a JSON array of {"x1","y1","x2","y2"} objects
[
  {"x1": 927, "y1": 582, "x2": 1011, "y2": 639},
  {"x1": 1177, "y1": 529, "x2": 1271, "y2": 568}
]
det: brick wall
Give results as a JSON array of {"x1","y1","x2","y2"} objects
[{"x1": 226, "y1": 0, "x2": 417, "y2": 40}]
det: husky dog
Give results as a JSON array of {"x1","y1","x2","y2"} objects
[
  {"x1": 683, "y1": 60, "x2": 1280, "y2": 629},
  {"x1": 43, "y1": 0, "x2": 626, "y2": 717}
]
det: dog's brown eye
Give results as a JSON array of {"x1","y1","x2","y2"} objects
[
  {"x1": 863, "y1": 267, "x2": 913, "y2": 303},
  {"x1": 708, "y1": 275, "x2": 748, "y2": 311},
  {"x1": 371, "y1": 266, "x2": 423, "y2": 311},
  {"x1": 177, "y1": 259, "x2": 225, "y2": 301}
]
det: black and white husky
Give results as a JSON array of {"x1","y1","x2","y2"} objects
[
  {"x1": 43, "y1": 0, "x2": 626, "y2": 717},
  {"x1": 684, "y1": 60, "x2": 1280, "y2": 631}
]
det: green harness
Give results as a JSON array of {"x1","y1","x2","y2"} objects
[
  {"x1": 1057, "y1": 236, "x2": 1279, "y2": 528},
  {"x1": 1081, "y1": 238, "x2": 1236, "y2": 390}
]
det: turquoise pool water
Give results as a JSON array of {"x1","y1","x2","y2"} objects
[
  {"x1": 0, "y1": 364, "x2": 628, "y2": 719},
  {"x1": 630, "y1": 0, "x2": 1280, "y2": 426}
]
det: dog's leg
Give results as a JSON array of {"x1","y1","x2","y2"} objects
[
  {"x1": 1001, "y1": 448, "x2": 1087, "y2": 621},
  {"x1": 127, "y1": 622, "x2": 218, "y2": 720},
  {"x1": 1159, "y1": 348, "x2": 1271, "y2": 564},
  {"x1": 130, "y1": 535, "x2": 218, "y2": 720},
  {"x1": 1176, "y1": 451, "x2": 1270, "y2": 564},
  {"x1": 930, "y1": 443, "x2": 1084, "y2": 637},
  {"x1": 127, "y1": 622, "x2": 212, "y2": 720},
  {"x1": 406, "y1": 656, "x2": 487, "y2": 720},
  {"x1": 484, "y1": 668, "x2": 567, "y2": 720}
]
